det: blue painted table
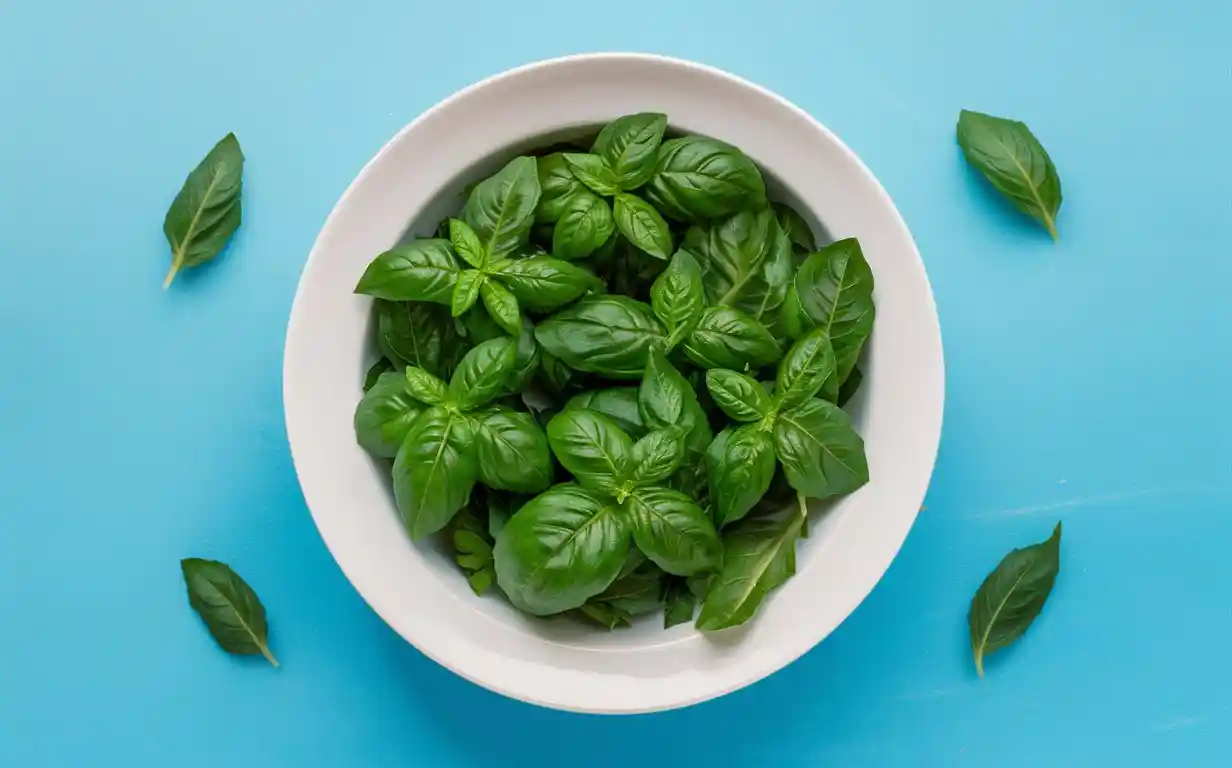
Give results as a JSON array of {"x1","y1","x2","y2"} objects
[{"x1": 3, "y1": 1, "x2": 1230, "y2": 765}]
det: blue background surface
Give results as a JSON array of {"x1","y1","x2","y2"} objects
[{"x1": 3, "y1": 1, "x2": 1230, "y2": 765}]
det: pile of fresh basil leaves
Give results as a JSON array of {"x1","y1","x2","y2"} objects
[{"x1": 351, "y1": 112, "x2": 874, "y2": 631}]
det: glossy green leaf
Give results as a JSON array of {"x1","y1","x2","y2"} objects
[
  {"x1": 404, "y1": 366, "x2": 449, "y2": 405},
  {"x1": 625, "y1": 486, "x2": 722, "y2": 576},
  {"x1": 650, "y1": 249, "x2": 704, "y2": 344},
  {"x1": 534, "y1": 296, "x2": 666, "y2": 379},
  {"x1": 683, "y1": 306, "x2": 780, "y2": 370},
  {"x1": 773, "y1": 202, "x2": 816, "y2": 253},
  {"x1": 592, "y1": 112, "x2": 668, "y2": 191},
  {"x1": 706, "y1": 424, "x2": 776, "y2": 527},
  {"x1": 613, "y1": 193, "x2": 672, "y2": 260},
  {"x1": 638, "y1": 349, "x2": 713, "y2": 458},
  {"x1": 500, "y1": 320, "x2": 541, "y2": 395},
  {"x1": 356, "y1": 240, "x2": 460, "y2": 304},
  {"x1": 565, "y1": 387, "x2": 645, "y2": 437},
  {"x1": 578, "y1": 601, "x2": 633, "y2": 629},
  {"x1": 353, "y1": 371, "x2": 422, "y2": 457},
  {"x1": 448, "y1": 337, "x2": 517, "y2": 410},
  {"x1": 451, "y1": 269, "x2": 484, "y2": 317},
  {"x1": 163, "y1": 133, "x2": 244, "y2": 287},
  {"x1": 563, "y1": 153, "x2": 620, "y2": 197},
  {"x1": 393, "y1": 407, "x2": 477, "y2": 540},
  {"x1": 773, "y1": 398, "x2": 869, "y2": 499},
  {"x1": 449, "y1": 508, "x2": 496, "y2": 596},
  {"x1": 663, "y1": 578, "x2": 696, "y2": 628},
  {"x1": 626, "y1": 428, "x2": 687, "y2": 485},
  {"x1": 535, "y1": 153, "x2": 585, "y2": 224},
  {"x1": 479, "y1": 279, "x2": 522, "y2": 336},
  {"x1": 180, "y1": 557, "x2": 278, "y2": 666},
  {"x1": 776, "y1": 327, "x2": 837, "y2": 410},
  {"x1": 969, "y1": 523, "x2": 1062, "y2": 676},
  {"x1": 546, "y1": 409, "x2": 632, "y2": 495},
  {"x1": 462, "y1": 156, "x2": 541, "y2": 260},
  {"x1": 643, "y1": 135, "x2": 766, "y2": 222},
  {"x1": 448, "y1": 218, "x2": 486, "y2": 269},
  {"x1": 596, "y1": 562, "x2": 665, "y2": 616},
  {"x1": 551, "y1": 191, "x2": 614, "y2": 261},
  {"x1": 790, "y1": 238, "x2": 875, "y2": 389},
  {"x1": 957, "y1": 110, "x2": 1062, "y2": 240},
  {"x1": 494, "y1": 483, "x2": 629, "y2": 615},
  {"x1": 492, "y1": 256, "x2": 600, "y2": 312},
  {"x1": 683, "y1": 207, "x2": 787, "y2": 315},
  {"x1": 473, "y1": 407, "x2": 553, "y2": 493},
  {"x1": 705, "y1": 369, "x2": 772, "y2": 422},
  {"x1": 375, "y1": 301, "x2": 452, "y2": 377}
]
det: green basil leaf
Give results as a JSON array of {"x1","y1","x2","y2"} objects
[
  {"x1": 626, "y1": 486, "x2": 722, "y2": 576},
  {"x1": 486, "y1": 493, "x2": 512, "y2": 540},
  {"x1": 534, "y1": 296, "x2": 666, "y2": 379},
  {"x1": 706, "y1": 424, "x2": 776, "y2": 527},
  {"x1": 356, "y1": 240, "x2": 460, "y2": 303},
  {"x1": 375, "y1": 301, "x2": 451, "y2": 377},
  {"x1": 537, "y1": 350, "x2": 577, "y2": 396},
  {"x1": 837, "y1": 365, "x2": 863, "y2": 408},
  {"x1": 492, "y1": 256, "x2": 600, "y2": 312},
  {"x1": 393, "y1": 407, "x2": 477, "y2": 540},
  {"x1": 969, "y1": 522, "x2": 1062, "y2": 676},
  {"x1": 776, "y1": 327, "x2": 837, "y2": 410},
  {"x1": 627, "y1": 428, "x2": 687, "y2": 485},
  {"x1": 563, "y1": 153, "x2": 621, "y2": 197},
  {"x1": 535, "y1": 153, "x2": 585, "y2": 223},
  {"x1": 592, "y1": 112, "x2": 668, "y2": 191},
  {"x1": 448, "y1": 336, "x2": 517, "y2": 410},
  {"x1": 551, "y1": 191, "x2": 614, "y2": 261},
  {"x1": 613, "y1": 193, "x2": 673, "y2": 260},
  {"x1": 473, "y1": 407, "x2": 553, "y2": 494},
  {"x1": 696, "y1": 500, "x2": 804, "y2": 630},
  {"x1": 353, "y1": 371, "x2": 421, "y2": 457},
  {"x1": 546, "y1": 409, "x2": 632, "y2": 495},
  {"x1": 596, "y1": 562, "x2": 665, "y2": 615},
  {"x1": 957, "y1": 110, "x2": 1062, "y2": 240},
  {"x1": 163, "y1": 133, "x2": 244, "y2": 287},
  {"x1": 791, "y1": 239, "x2": 875, "y2": 389},
  {"x1": 663, "y1": 577, "x2": 696, "y2": 628},
  {"x1": 683, "y1": 208, "x2": 782, "y2": 313},
  {"x1": 450, "y1": 269, "x2": 484, "y2": 317},
  {"x1": 683, "y1": 307, "x2": 781, "y2": 371},
  {"x1": 461, "y1": 156, "x2": 541, "y2": 260},
  {"x1": 650, "y1": 249, "x2": 704, "y2": 343},
  {"x1": 774, "y1": 398, "x2": 869, "y2": 499},
  {"x1": 643, "y1": 135, "x2": 766, "y2": 222},
  {"x1": 578, "y1": 601, "x2": 633, "y2": 629},
  {"x1": 565, "y1": 387, "x2": 645, "y2": 437},
  {"x1": 638, "y1": 348, "x2": 713, "y2": 458},
  {"x1": 705, "y1": 369, "x2": 772, "y2": 422},
  {"x1": 494, "y1": 483, "x2": 630, "y2": 615},
  {"x1": 500, "y1": 320, "x2": 541, "y2": 395},
  {"x1": 180, "y1": 557, "x2": 278, "y2": 666},
  {"x1": 363, "y1": 358, "x2": 395, "y2": 391},
  {"x1": 449, "y1": 509, "x2": 496, "y2": 595},
  {"x1": 448, "y1": 218, "x2": 486, "y2": 269},
  {"x1": 479, "y1": 279, "x2": 522, "y2": 336},
  {"x1": 773, "y1": 202, "x2": 816, "y2": 253},
  {"x1": 748, "y1": 221, "x2": 795, "y2": 322},
  {"x1": 404, "y1": 366, "x2": 449, "y2": 405}
]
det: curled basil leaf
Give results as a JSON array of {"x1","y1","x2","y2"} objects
[
  {"x1": 643, "y1": 135, "x2": 766, "y2": 222},
  {"x1": 355, "y1": 240, "x2": 460, "y2": 304}
]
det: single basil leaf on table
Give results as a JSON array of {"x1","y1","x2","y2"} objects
[
  {"x1": 375, "y1": 300, "x2": 450, "y2": 376},
  {"x1": 163, "y1": 133, "x2": 244, "y2": 288},
  {"x1": 956, "y1": 109, "x2": 1062, "y2": 240},
  {"x1": 706, "y1": 424, "x2": 777, "y2": 528},
  {"x1": 479, "y1": 279, "x2": 523, "y2": 336},
  {"x1": 566, "y1": 387, "x2": 645, "y2": 437},
  {"x1": 775, "y1": 327, "x2": 837, "y2": 410},
  {"x1": 449, "y1": 337, "x2": 517, "y2": 410},
  {"x1": 663, "y1": 577, "x2": 697, "y2": 628},
  {"x1": 638, "y1": 348, "x2": 713, "y2": 458},
  {"x1": 354, "y1": 371, "x2": 423, "y2": 457},
  {"x1": 696, "y1": 499, "x2": 805, "y2": 631},
  {"x1": 404, "y1": 366, "x2": 449, "y2": 405},
  {"x1": 363, "y1": 358, "x2": 394, "y2": 391},
  {"x1": 591, "y1": 112, "x2": 668, "y2": 191},
  {"x1": 643, "y1": 135, "x2": 766, "y2": 222},
  {"x1": 789, "y1": 238, "x2": 875, "y2": 394},
  {"x1": 461, "y1": 156, "x2": 541, "y2": 260},
  {"x1": 448, "y1": 218, "x2": 486, "y2": 269},
  {"x1": 705, "y1": 369, "x2": 772, "y2": 422},
  {"x1": 683, "y1": 306, "x2": 781, "y2": 371},
  {"x1": 451, "y1": 269, "x2": 485, "y2": 317},
  {"x1": 773, "y1": 202, "x2": 816, "y2": 253},
  {"x1": 491, "y1": 256, "x2": 600, "y2": 312},
  {"x1": 837, "y1": 365, "x2": 863, "y2": 408},
  {"x1": 773, "y1": 398, "x2": 869, "y2": 499},
  {"x1": 534, "y1": 296, "x2": 666, "y2": 379},
  {"x1": 626, "y1": 428, "x2": 687, "y2": 485},
  {"x1": 546, "y1": 409, "x2": 632, "y2": 496},
  {"x1": 181, "y1": 557, "x2": 278, "y2": 666},
  {"x1": 562, "y1": 153, "x2": 621, "y2": 197},
  {"x1": 535, "y1": 153, "x2": 586, "y2": 224},
  {"x1": 472, "y1": 407, "x2": 553, "y2": 494},
  {"x1": 552, "y1": 191, "x2": 614, "y2": 261},
  {"x1": 493, "y1": 483, "x2": 630, "y2": 615},
  {"x1": 356, "y1": 240, "x2": 460, "y2": 304},
  {"x1": 393, "y1": 407, "x2": 477, "y2": 540},
  {"x1": 969, "y1": 522, "x2": 1062, "y2": 677},
  {"x1": 625, "y1": 485, "x2": 722, "y2": 576},
  {"x1": 613, "y1": 193, "x2": 673, "y2": 260},
  {"x1": 650, "y1": 249, "x2": 705, "y2": 345}
]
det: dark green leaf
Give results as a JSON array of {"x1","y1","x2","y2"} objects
[
  {"x1": 638, "y1": 349, "x2": 713, "y2": 458},
  {"x1": 473, "y1": 407, "x2": 553, "y2": 494},
  {"x1": 180, "y1": 557, "x2": 278, "y2": 666},
  {"x1": 626, "y1": 486, "x2": 722, "y2": 576},
  {"x1": 969, "y1": 523, "x2": 1062, "y2": 676},
  {"x1": 565, "y1": 387, "x2": 645, "y2": 437},
  {"x1": 596, "y1": 562, "x2": 665, "y2": 615},
  {"x1": 375, "y1": 301, "x2": 451, "y2": 377},
  {"x1": 538, "y1": 350, "x2": 578, "y2": 396},
  {"x1": 613, "y1": 193, "x2": 672, "y2": 260},
  {"x1": 643, "y1": 135, "x2": 766, "y2": 222},
  {"x1": 462, "y1": 156, "x2": 540, "y2": 260},
  {"x1": 705, "y1": 369, "x2": 772, "y2": 422},
  {"x1": 776, "y1": 327, "x2": 837, "y2": 410},
  {"x1": 683, "y1": 306, "x2": 780, "y2": 371},
  {"x1": 546, "y1": 409, "x2": 632, "y2": 495},
  {"x1": 501, "y1": 320, "x2": 541, "y2": 395},
  {"x1": 551, "y1": 191, "x2": 614, "y2": 261},
  {"x1": 957, "y1": 110, "x2": 1062, "y2": 240},
  {"x1": 354, "y1": 371, "x2": 423, "y2": 457},
  {"x1": 163, "y1": 133, "x2": 244, "y2": 287},
  {"x1": 393, "y1": 407, "x2": 477, "y2": 539},
  {"x1": 494, "y1": 483, "x2": 629, "y2": 615},
  {"x1": 578, "y1": 601, "x2": 633, "y2": 629},
  {"x1": 706, "y1": 424, "x2": 777, "y2": 528},
  {"x1": 627, "y1": 428, "x2": 687, "y2": 485},
  {"x1": 663, "y1": 578, "x2": 696, "y2": 628},
  {"x1": 773, "y1": 398, "x2": 869, "y2": 499},
  {"x1": 534, "y1": 296, "x2": 666, "y2": 379},
  {"x1": 535, "y1": 153, "x2": 585, "y2": 224},
  {"x1": 404, "y1": 366, "x2": 449, "y2": 405},
  {"x1": 650, "y1": 249, "x2": 705, "y2": 344},
  {"x1": 479, "y1": 279, "x2": 522, "y2": 336},
  {"x1": 696, "y1": 499, "x2": 805, "y2": 630},
  {"x1": 592, "y1": 112, "x2": 668, "y2": 191},
  {"x1": 773, "y1": 202, "x2": 816, "y2": 253},
  {"x1": 790, "y1": 238, "x2": 875, "y2": 391},
  {"x1": 363, "y1": 358, "x2": 394, "y2": 391},
  {"x1": 563, "y1": 153, "x2": 620, "y2": 197},
  {"x1": 492, "y1": 256, "x2": 599, "y2": 312},
  {"x1": 449, "y1": 337, "x2": 517, "y2": 410},
  {"x1": 837, "y1": 365, "x2": 863, "y2": 408},
  {"x1": 356, "y1": 240, "x2": 460, "y2": 304},
  {"x1": 684, "y1": 208, "x2": 786, "y2": 315},
  {"x1": 451, "y1": 269, "x2": 484, "y2": 317}
]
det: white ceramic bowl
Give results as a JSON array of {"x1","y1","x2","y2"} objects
[{"x1": 284, "y1": 53, "x2": 944, "y2": 714}]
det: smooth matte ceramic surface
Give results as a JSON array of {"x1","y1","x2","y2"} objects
[
  {"x1": 284, "y1": 53, "x2": 944, "y2": 713},
  {"x1": 4, "y1": 0, "x2": 1231, "y2": 764}
]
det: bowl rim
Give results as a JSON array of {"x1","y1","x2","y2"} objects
[{"x1": 284, "y1": 51, "x2": 945, "y2": 714}]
